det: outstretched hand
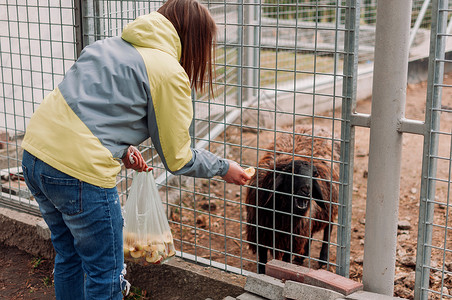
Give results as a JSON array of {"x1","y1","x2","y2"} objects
[
  {"x1": 122, "y1": 146, "x2": 153, "y2": 172},
  {"x1": 221, "y1": 160, "x2": 252, "y2": 185}
]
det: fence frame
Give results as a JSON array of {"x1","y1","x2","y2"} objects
[
  {"x1": 1, "y1": 1, "x2": 452, "y2": 298},
  {"x1": 414, "y1": 0, "x2": 450, "y2": 299},
  {"x1": 336, "y1": 0, "x2": 360, "y2": 278}
]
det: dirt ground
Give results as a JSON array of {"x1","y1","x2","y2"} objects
[
  {"x1": 1, "y1": 74, "x2": 451, "y2": 299},
  {"x1": 0, "y1": 243, "x2": 55, "y2": 299}
]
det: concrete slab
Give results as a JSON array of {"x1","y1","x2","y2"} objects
[
  {"x1": 0, "y1": 206, "x2": 54, "y2": 259},
  {"x1": 345, "y1": 291, "x2": 405, "y2": 300},
  {"x1": 283, "y1": 280, "x2": 344, "y2": 300},
  {"x1": 236, "y1": 292, "x2": 267, "y2": 300},
  {"x1": 36, "y1": 219, "x2": 51, "y2": 240},
  {"x1": 244, "y1": 273, "x2": 285, "y2": 300}
]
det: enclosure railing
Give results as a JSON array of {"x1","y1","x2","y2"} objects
[
  {"x1": 415, "y1": 0, "x2": 452, "y2": 299},
  {"x1": 1, "y1": 1, "x2": 452, "y2": 299}
]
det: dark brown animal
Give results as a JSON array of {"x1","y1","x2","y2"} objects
[{"x1": 245, "y1": 125, "x2": 339, "y2": 274}]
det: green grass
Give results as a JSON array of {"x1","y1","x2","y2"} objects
[
  {"x1": 30, "y1": 257, "x2": 43, "y2": 269},
  {"x1": 124, "y1": 286, "x2": 150, "y2": 300},
  {"x1": 42, "y1": 276, "x2": 53, "y2": 288}
]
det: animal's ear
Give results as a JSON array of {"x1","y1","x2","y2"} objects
[
  {"x1": 260, "y1": 166, "x2": 287, "y2": 207},
  {"x1": 274, "y1": 163, "x2": 291, "y2": 192},
  {"x1": 311, "y1": 166, "x2": 326, "y2": 210}
]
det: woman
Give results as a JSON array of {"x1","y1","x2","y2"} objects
[{"x1": 21, "y1": 0, "x2": 250, "y2": 298}]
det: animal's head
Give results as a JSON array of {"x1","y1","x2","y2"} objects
[{"x1": 271, "y1": 160, "x2": 326, "y2": 214}]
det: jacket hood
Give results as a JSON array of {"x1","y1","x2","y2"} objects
[{"x1": 121, "y1": 11, "x2": 181, "y2": 61}]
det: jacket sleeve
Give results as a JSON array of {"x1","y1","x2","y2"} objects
[{"x1": 148, "y1": 69, "x2": 229, "y2": 178}]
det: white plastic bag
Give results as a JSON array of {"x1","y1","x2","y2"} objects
[{"x1": 123, "y1": 171, "x2": 176, "y2": 265}]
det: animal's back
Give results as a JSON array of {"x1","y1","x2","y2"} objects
[{"x1": 258, "y1": 125, "x2": 340, "y2": 173}]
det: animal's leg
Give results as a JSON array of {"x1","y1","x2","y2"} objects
[
  {"x1": 282, "y1": 251, "x2": 291, "y2": 262},
  {"x1": 319, "y1": 227, "x2": 331, "y2": 266},
  {"x1": 257, "y1": 245, "x2": 268, "y2": 274},
  {"x1": 293, "y1": 238, "x2": 309, "y2": 266}
]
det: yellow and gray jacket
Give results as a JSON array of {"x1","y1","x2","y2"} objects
[{"x1": 22, "y1": 12, "x2": 229, "y2": 188}]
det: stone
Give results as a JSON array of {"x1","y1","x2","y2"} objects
[
  {"x1": 356, "y1": 255, "x2": 365, "y2": 264},
  {"x1": 283, "y1": 280, "x2": 344, "y2": 300},
  {"x1": 345, "y1": 290, "x2": 405, "y2": 299},
  {"x1": 397, "y1": 220, "x2": 412, "y2": 230},
  {"x1": 399, "y1": 256, "x2": 416, "y2": 268},
  {"x1": 404, "y1": 272, "x2": 416, "y2": 290},
  {"x1": 36, "y1": 220, "x2": 51, "y2": 240},
  {"x1": 244, "y1": 273, "x2": 284, "y2": 300},
  {"x1": 393, "y1": 284, "x2": 413, "y2": 299},
  {"x1": 236, "y1": 292, "x2": 267, "y2": 300}
]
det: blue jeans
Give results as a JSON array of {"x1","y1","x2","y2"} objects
[{"x1": 22, "y1": 150, "x2": 127, "y2": 300}]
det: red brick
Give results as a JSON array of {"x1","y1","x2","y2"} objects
[
  {"x1": 265, "y1": 259, "x2": 311, "y2": 283},
  {"x1": 265, "y1": 260, "x2": 363, "y2": 296},
  {"x1": 303, "y1": 269, "x2": 363, "y2": 296}
]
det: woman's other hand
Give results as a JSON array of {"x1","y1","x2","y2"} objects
[
  {"x1": 221, "y1": 160, "x2": 251, "y2": 185},
  {"x1": 122, "y1": 146, "x2": 153, "y2": 172}
]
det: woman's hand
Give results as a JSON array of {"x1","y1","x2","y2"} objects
[
  {"x1": 122, "y1": 146, "x2": 153, "y2": 172},
  {"x1": 221, "y1": 160, "x2": 252, "y2": 185}
]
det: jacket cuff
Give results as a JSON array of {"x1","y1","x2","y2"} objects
[{"x1": 217, "y1": 159, "x2": 230, "y2": 177}]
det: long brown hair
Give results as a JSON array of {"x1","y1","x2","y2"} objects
[{"x1": 158, "y1": 0, "x2": 216, "y2": 94}]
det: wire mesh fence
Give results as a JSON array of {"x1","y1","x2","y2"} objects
[
  {"x1": 0, "y1": 0, "x2": 77, "y2": 215},
  {"x1": 415, "y1": 0, "x2": 452, "y2": 298},
  {"x1": 1, "y1": 0, "x2": 451, "y2": 298}
]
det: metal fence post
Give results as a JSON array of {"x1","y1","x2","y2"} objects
[
  {"x1": 362, "y1": 0, "x2": 412, "y2": 295},
  {"x1": 414, "y1": 0, "x2": 448, "y2": 298},
  {"x1": 336, "y1": 0, "x2": 360, "y2": 278},
  {"x1": 74, "y1": 0, "x2": 84, "y2": 57}
]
